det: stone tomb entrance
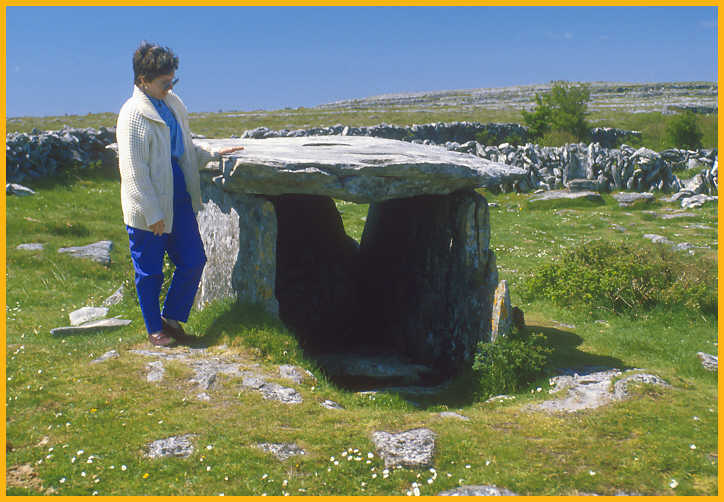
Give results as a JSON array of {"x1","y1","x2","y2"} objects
[{"x1": 194, "y1": 136, "x2": 513, "y2": 387}]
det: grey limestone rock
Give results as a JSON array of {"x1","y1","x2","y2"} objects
[
  {"x1": 566, "y1": 179, "x2": 601, "y2": 192},
  {"x1": 438, "y1": 485, "x2": 518, "y2": 496},
  {"x1": 129, "y1": 349, "x2": 191, "y2": 360},
  {"x1": 681, "y1": 194, "x2": 717, "y2": 209},
  {"x1": 320, "y1": 399, "x2": 345, "y2": 410},
  {"x1": 315, "y1": 353, "x2": 436, "y2": 386},
  {"x1": 16, "y1": 243, "x2": 44, "y2": 251},
  {"x1": 696, "y1": 352, "x2": 718, "y2": 371},
  {"x1": 146, "y1": 361, "x2": 165, "y2": 382},
  {"x1": 643, "y1": 234, "x2": 673, "y2": 245},
  {"x1": 69, "y1": 306, "x2": 108, "y2": 326},
  {"x1": 241, "y1": 375, "x2": 303, "y2": 404},
  {"x1": 279, "y1": 364, "x2": 314, "y2": 384},
  {"x1": 195, "y1": 181, "x2": 278, "y2": 314},
  {"x1": 146, "y1": 434, "x2": 195, "y2": 459},
  {"x1": 659, "y1": 212, "x2": 697, "y2": 220},
  {"x1": 102, "y1": 286, "x2": 124, "y2": 307},
  {"x1": 256, "y1": 442, "x2": 306, "y2": 461},
  {"x1": 534, "y1": 368, "x2": 669, "y2": 413},
  {"x1": 612, "y1": 192, "x2": 655, "y2": 207},
  {"x1": 188, "y1": 359, "x2": 244, "y2": 390},
  {"x1": 57, "y1": 240, "x2": 112, "y2": 265},
  {"x1": 194, "y1": 136, "x2": 527, "y2": 203},
  {"x1": 6, "y1": 183, "x2": 36, "y2": 196},
  {"x1": 528, "y1": 190, "x2": 604, "y2": 204},
  {"x1": 612, "y1": 373, "x2": 670, "y2": 400},
  {"x1": 90, "y1": 350, "x2": 119, "y2": 364},
  {"x1": 371, "y1": 428, "x2": 437, "y2": 468},
  {"x1": 50, "y1": 317, "x2": 131, "y2": 336},
  {"x1": 438, "y1": 411, "x2": 470, "y2": 421}
]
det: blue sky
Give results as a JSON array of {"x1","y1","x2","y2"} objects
[{"x1": 5, "y1": 6, "x2": 718, "y2": 117}]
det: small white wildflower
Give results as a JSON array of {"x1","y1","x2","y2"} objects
[
  {"x1": 334, "y1": 460, "x2": 339, "y2": 466},
  {"x1": 207, "y1": 445, "x2": 213, "y2": 450},
  {"x1": 486, "y1": 460, "x2": 491, "y2": 466},
  {"x1": 121, "y1": 465, "x2": 127, "y2": 471},
  {"x1": 94, "y1": 479, "x2": 100, "y2": 484},
  {"x1": 670, "y1": 479, "x2": 679, "y2": 489},
  {"x1": 368, "y1": 452, "x2": 374, "y2": 459},
  {"x1": 48, "y1": 447, "x2": 54, "y2": 452},
  {"x1": 81, "y1": 472, "x2": 86, "y2": 477},
  {"x1": 110, "y1": 465, "x2": 114, "y2": 469},
  {"x1": 330, "y1": 456, "x2": 335, "y2": 462},
  {"x1": 372, "y1": 473, "x2": 377, "y2": 479},
  {"x1": 465, "y1": 464, "x2": 471, "y2": 469},
  {"x1": 207, "y1": 466, "x2": 211, "y2": 472},
  {"x1": 427, "y1": 478, "x2": 434, "y2": 485},
  {"x1": 341, "y1": 451, "x2": 348, "y2": 457},
  {"x1": 589, "y1": 470, "x2": 596, "y2": 476},
  {"x1": 693, "y1": 416, "x2": 700, "y2": 421},
  {"x1": 413, "y1": 486, "x2": 421, "y2": 496},
  {"x1": 406, "y1": 491, "x2": 412, "y2": 496},
  {"x1": 536, "y1": 387, "x2": 542, "y2": 392},
  {"x1": 77, "y1": 450, "x2": 84, "y2": 455},
  {"x1": 224, "y1": 476, "x2": 228, "y2": 481},
  {"x1": 366, "y1": 460, "x2": 372, "y2": 464},
  {"x1": 261, "y1": 474, "x2": 268, "y2": 480},
  {"x1": 282, "y1": 480, "x2": 288, "y2": 487},
  {"x1": 92, "y1": 491, "x2": 99, "y2": 496},
  {"x1": 71, "y1": 457, "x2": 76, "y2": 463},
  {"x1": 60, "y1": 477, "x2": 66, "y2": 483},
  {"x1": 218, "y1": 494, "x2": 224, "y2": 496},
  {"x1": 447, "y1": 473, "x2": 452, "y2": 478},
  {"x1": 690, "y1": 444, "x2": 697, "y2": 450},
  {"x1": 353, "y1": 449, "x2": 360, "y2": 454},
  {"x1": 87, "y1": 458, "x2": 93, "y2": 464}
]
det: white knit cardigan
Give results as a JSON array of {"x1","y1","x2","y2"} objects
[{"x1": 116, "y1": 86, "x2": 216, "y2": 232}]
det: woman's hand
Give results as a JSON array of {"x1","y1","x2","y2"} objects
[
  {"x1": 217, "y1": 146, "x2": 245, "y2": 155},
  {"x1": 149, "y1": 219, "x2": 165, "y2": 236}
]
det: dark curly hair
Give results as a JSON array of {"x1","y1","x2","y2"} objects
[{"x1": 133, "y1": 41, "x2": 179, "y2": 86}]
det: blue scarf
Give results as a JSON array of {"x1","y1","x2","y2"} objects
[{"x1": 147, "y1": 95, "x2": 185, "y2": 161}]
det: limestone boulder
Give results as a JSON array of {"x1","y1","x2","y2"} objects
[{"x1": 193, "y1": 136, "x2": 526, "y2": 203}]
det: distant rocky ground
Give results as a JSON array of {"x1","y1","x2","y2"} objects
[{"x1": 317, "y1": 81, "x2": 717, "y2": 115}]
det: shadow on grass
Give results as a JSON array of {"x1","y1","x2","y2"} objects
[
  {"x1": 20, "y1": 161, "x2": 120, "y2": 192},
  {"x1": 404, "y1": 324, "x2": 630, "y2": 411}
]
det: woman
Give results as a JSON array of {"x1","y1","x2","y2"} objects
[{"x1": 116, "y1": 42, "x2": 243, "y2": 346}]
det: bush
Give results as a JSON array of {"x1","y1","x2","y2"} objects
[
  {"x1": 474, "y1": 129, "x2": 497, "y2": 145},
  {"x1": 521, "y1": 81, "x2": 591, "y2": 142},
  {"x1": 665, "y1": 111, "x2": 703, "y2": 150},
  {"x1": 472, "y1": 330, "x2": 552, "y2": 400},
  {"x1": 522, "y1": 240, "x2": 717, "y2": 315}
]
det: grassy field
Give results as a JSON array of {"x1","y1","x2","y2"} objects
[
  {"x1": 5, "y1": 151, "x2": 718, "y2": 495},
  {"x1": 6, "y1": 104, "x2": 717, "y2": 152}
]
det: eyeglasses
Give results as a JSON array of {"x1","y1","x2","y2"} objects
[{"x1": 161, "y1": 77, "x2": 179, "y2": 90}]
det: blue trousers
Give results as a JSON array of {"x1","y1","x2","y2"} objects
[{"x1": 126, "y1": 159, "x2": 206, "y2": 334}]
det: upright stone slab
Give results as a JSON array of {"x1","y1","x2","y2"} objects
[
  {"x1": 195, "y1": 179, "x2": 279, "y2": 313},
  {"x1": 357, "y1": 190, "x2": 497, "y2": 373}
]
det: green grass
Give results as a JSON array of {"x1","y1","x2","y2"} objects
[{"x1": 5, "y1": 144, "x2": 718, "y2": 495}]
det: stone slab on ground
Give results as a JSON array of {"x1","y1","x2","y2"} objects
[
  {"x1": 256, "y1": 442, "x2": 306, "y2": 461},
  {"x1": 528, "y1": 190, "x2": 604, "y2": 204},
  {"x1": 241, "y1": 375, "x2": 303, "y2": 404},
  {"x1": 314, "y1": 353, "x2": 437, "y2": 386},
  {"x1": 438, "y1": 411, "x2": 470, "y2": 421},
  {"x1": 90, "y1": 350, "x2": 119, "y2": 364},
  {"x1": 438, "y1": 485, "x2": 518, "y2": 496},
  {"x1": 102, "y1": 286, "x2": 124, "y2": 307},
  {"x1": 320, "y1": 399, "x2": 345, "y2": 410},
  {"x1": 6, "y1": 183, "x2": 36, "y2": 196},
  {"x1": 696, "y1": 352, "x2": 718, "y2": 371},
  {"x1": 57, "y1": 240, "x2": 112, "y2": 265},
  {"x1": 194, "y1": 136, "x2": 527, "y2": 203},
  {"x1": 146, "y1": 361, "x2": 165, "y2": 382},
  {"x1": 681, "y1": 194, "x2": 717, "y2": 209},
  {"x1": 188, "y1": 359, "x2": 244, "y2": 390},
  {"x1": 69, "y1": 306, "x2": 108, "y2": 326},
  {"x1": 50, "y1": 317, "x2": 131, "y2": 336},
  {"x1": 532, "y1": 367, "x2": 669, "y2": 413},
  {"x1": 145, "y1": 434, "x2": 196, "y2": 459},
  {"x1": 16, "y1": 243, "x2": 44, "y2": 251},
  {"x1": 279, "y1": 364, "x2": 314, "y2": 384},
  {"x1": 371, "y1": 428, "x2": 436, "y2": 468},
  {"x1": 612, "y1": 192, "x2": 655, "y2": 207}
]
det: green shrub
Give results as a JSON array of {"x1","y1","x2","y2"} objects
[
  {"x1": 522, "y1": 240, "x2": 717, "y2": 315},
  {"x1": 539, "y1": 129, "x2": 580, "y2": 147},
  {"x1": 472, "y1": 330, "x2": 552, "y2": 400},
  {"x1": 665, "y1": 111, "x2": 704, "y2": 149},
  {"x1": 521, "y1": 80, "x2": 591, "y2": 142}
]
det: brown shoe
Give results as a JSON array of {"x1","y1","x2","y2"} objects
[
  {"x1": 148, "y1": 329, "x2": 174, "y2": 347},
  {"x1": 162, "y1": 318, "x2": 193, "y2": 342}
]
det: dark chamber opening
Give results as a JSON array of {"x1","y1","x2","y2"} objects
[{"x1": 264, "y1": 191, "x2": 492, "y2": 389}]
